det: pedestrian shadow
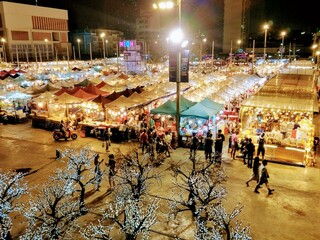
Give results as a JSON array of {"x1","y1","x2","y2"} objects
[
  {"x1": 86, "y1": 189, "x2": 113, "y2": 207},
  {"x1": 222, "y1": 156, "x2": 235, "y2": 165},
  {"x1": 14, "y1": 167, "x2": 32, "y2": 174}
]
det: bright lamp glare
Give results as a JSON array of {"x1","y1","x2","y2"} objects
[
  {"x1": 166, "y1": 1, "x2": 174, "y2": 8},
  {"x1": 169, "y1": 28, "x2": 183, "y2": 43},
  {"x1": 159, "y1": 2, "x2": 166, "y2": 8},
  {"x1": 181, "y1": 40, "x2": 188, "y2": 48},
  {"x1": 157, "y1": 1, "x2": 174, "y2": 9},
  {"x1": 153, "y1": 3, "x2": 158, "y2": 9}
]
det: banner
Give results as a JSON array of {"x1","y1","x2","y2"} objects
[
  {"x1": 169, "y1": 49, "x2": 177, "y2": 82},
  {"x1": 169, "y1": 49, "x2": 189, "y2": 83},
  {"x1": 181, "y1": 49, "x2": 189, "y2": 82}
]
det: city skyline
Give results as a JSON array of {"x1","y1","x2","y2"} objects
[{"x1": 7, "y1": 0, "x2": 319, "y2": 34}]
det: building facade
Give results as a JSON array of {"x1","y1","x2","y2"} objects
[{"x1": 0, "y1": 1, "x2": 69, "y2": 63}]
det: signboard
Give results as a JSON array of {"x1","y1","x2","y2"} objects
[
  {"x1": 121, "y1": 40, "x2": 144, "y2": 72},
  {"x1": 169, "y1": 49, "x2": 189, "y2": 83},
  {"x1": 119, "y1": 40, "x2": 135, "y2": 48},
  {"x1": 169, "y1": 49, "x2": 177, "y2": 82},
  {"x1": 181, "y1": 50, "x2": 189, "y2": 82}
]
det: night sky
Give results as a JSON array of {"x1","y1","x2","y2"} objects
[{"x1": 6, "y1": 0, "x2": 319, "y2": 37}]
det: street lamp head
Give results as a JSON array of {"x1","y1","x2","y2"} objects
[
  {"x1": 1, "y1": 38, "x2": 5, "y2": 43},
  {"x1": 106, "y1": 40, "x2": 108, "y2": 43},
  {"x1": 169, "y1": 28, "x2": 183, "y2": 43},
  {"x1": 281, "y1": 31, "x2": 286, "y2": 37},
  {"x1": 263, "y1": 24, "x2": 269, "y2": 30},
  {"x1": 77, "y1": 39, "x2": 81, "y2": 43},
  {"x1": 203, "y1": 38, "x2": 207, "y2": 43},
  {"x1": 153, "y1": 1, "x2": 174, "y2": 9},
  {"x1": 44, "y1": 38, "x2": 48, "y2": 42},
  {"x1": 237, "y1": 39, "x2": 241, "y2": 44},
  {"x1": 312, "y1": 44, "x2": 318, "y2": 49},
  {"x1": 100, "y1": 33, "x2": 105, "y2": 38}
]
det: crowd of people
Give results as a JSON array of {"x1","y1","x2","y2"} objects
[{"x1": 73, "y1": 110, "x2": 277, "y2": 196}]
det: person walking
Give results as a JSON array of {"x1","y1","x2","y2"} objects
[
  {"x1": 228, "y1": 135, "x2": 232, "y2": 153},
  {"x1": 230, "y1": 130, "x2": 239, "y2": 160},
  {"x1": 215, "y1": 129, "x2": 225, "y2": 155},
  {"x1": 189, "y1": 132, "x2": 199, "y2": 159},
  {"x1": 241, "y1": 137, "x2": 249, "y2": 165},
  {"x1": 140, "y1": 129, "x2": 149, "y2": 154},
  {"x1": 204, "y1": 133, "x2": 213, "y2": 160},
  {"x1": 93, "y1": 153, "x2": 104, "y2": 191},
  {"x1": 246, "y1": 156, "x2": 260, "y2": 187},
  {"x1": 254, "y1": 160, "x2": 275, "y2": 195},
  {"x1": 106, "y1": 154, "x2": 116, "y2": 190},
  {"x1": 104, "y1": 128, "x2": 112, "y2": 152},
  {"x1": 257, "y1": 132, "x2": 266, "y2": 160},
  {"x1": 245, "y1": 138, "x2": 255, "y2": 168}
]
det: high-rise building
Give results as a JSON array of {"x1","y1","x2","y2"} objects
[
  {"x1": 223, "y1": 0, "x2": 266, "y2": 54},
  {"x1": 0, "y1": 1, "x2": 69, "y2": 62}
]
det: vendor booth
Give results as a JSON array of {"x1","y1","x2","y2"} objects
[
  {"x1": 0, "y1": 91, "x2": 31, "y2": 123},
  {"x1": 150, "y1": 95, "x2": 196, "y2": 132},
  {"x1": 150, "y1": 96, "x2": 224, "y2": 148},
  {"x1": 240, "y1": 73, "x2": 318, "y2": 166}
]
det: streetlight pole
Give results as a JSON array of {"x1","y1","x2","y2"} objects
[
  {"x1": 89, "y1": 43, "x2": 92, "y2": 65},
  {"x1": 100, "y1": 33, "x2": 106, "y2": 61},
  {"x1": 230, "y1": 40, "x2": 233, "y2": 65},
  {"x1": 77, "y1": 39, "x2": 81, "y2": 60},
  {"x1": 73, "y1": 45, "x2": 76, "y2": 61},
  {"x1": 211, "y1": 40, "x2": 214, "y2": 69},
  {"x1": 153, "y1": 0, "x2": 182, "y2": 143},
  {"x1": 252, "y1": 39, "x2": 255, "y2": 73},
  {"x1": 16, "y1": 45, "x2": 20, "y2": 68},
  {"x1": 45, "y1": 38, "x2": 49, "y2": 61},
  {"x1": 316, "y1": 50, "x2": 320, "y2": 70},
  {"x1": 280, "y1": 31, "x2": 286, "y2": 59},
  {"x1": 177, "y1": 0, "x2": 182, "y2": 144},
  {"x1": 106, "y1": 40, "x2": 109, "y2": 58},
  {"x1": 263, "y1": 24, "x2": 269, "y2": 61},
  {"x1": 200, "y1": 37, "x2": 206, "y2": 66}
]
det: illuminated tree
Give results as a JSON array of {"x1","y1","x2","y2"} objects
[
  {"x1": 81, "y1": 147, "x2": 160, "y2": 239},
  {"x1": 168, "y1": 155, "x2": 227, "y2": 219},
  {"x1": 0, "y1": 171, "x2": 28, "y2": 240},
  {"x1": 22, "y1": 179, "x2": 81, "y2": 239},
  {"x1": 167, "y1": 154, "x2": 251, "y2": 239},
  {"x1": 195, "y1": 203, "x2": 251, "y2": 240},
  {"x1": 55, "y1": 146, "x2": 104, "y2": 214},
  {"x1": 115, "y1": 147, "x2": 162, "y2": 200},
  {"x1": 82, "y1": 196, "x2": 159, "y2": 240}
]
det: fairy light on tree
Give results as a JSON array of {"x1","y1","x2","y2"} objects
[{"x1": 0, "y1": 171, "x2": 28, "y2": 239}]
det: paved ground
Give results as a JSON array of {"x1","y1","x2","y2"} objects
[{"x1": 0, "y1": 121, "x2": 320, "y2": 239}]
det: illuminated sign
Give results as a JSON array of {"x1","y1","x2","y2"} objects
[{"x1": 119, "y1": 40, "x2": 136, "y2": 48}]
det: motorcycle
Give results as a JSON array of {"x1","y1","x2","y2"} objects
[{"x1": 53, "y1": 126, "x2": 78, "y2": 141}]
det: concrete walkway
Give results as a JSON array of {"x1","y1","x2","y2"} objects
[{"x1": 0, "y1": 122, "x2": 319, "y2": 239}]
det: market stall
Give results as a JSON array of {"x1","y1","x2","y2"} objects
[
  {"x1": 240, "y1": 73, "x2": 318, "y2": 165},
  {"x1": 0, "y1": 91, "x2": 31, "y2": 123}
]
